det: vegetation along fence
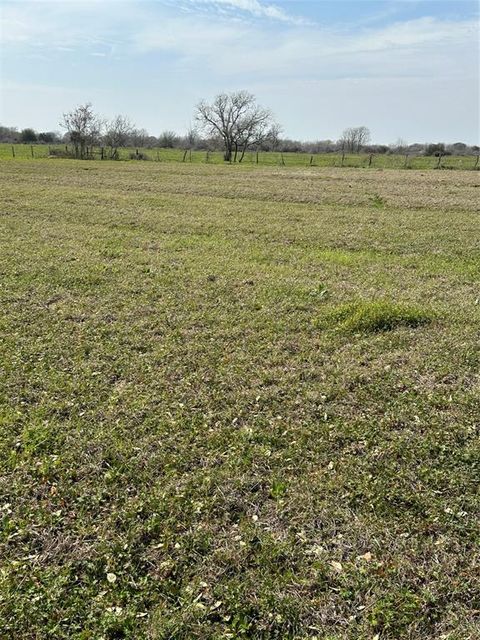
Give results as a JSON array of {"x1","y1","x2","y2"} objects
[{"x1": 0, "y1": 143, "x2": 478, "y2": 170}]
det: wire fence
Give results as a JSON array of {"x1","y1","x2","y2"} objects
[{"x1": 1, "y1": 143, "x2": 478, "y2": 170}]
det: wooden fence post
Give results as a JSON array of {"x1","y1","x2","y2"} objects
[
  {"x1": 368, "y1": 154, "x2": 373, "y2": 167},
  {"x1": 474, "y1": 154, "x2": 479, "y2": 169},
  {"x1": 11, "y1": 145, "x2": 15, "y2": 158}
]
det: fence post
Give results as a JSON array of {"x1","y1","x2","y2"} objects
[
  {"x1": 436, "y1": 153, "x2": 442, "y2": 169},
  {"x1": 368, "y1": 154, "x2": 373, "y2": 167},
  {"x1": 206, "y1": 151, "x2": 210, "y2": 163},
  {"x1": 341, "y1": 151, "x2": 345, "y2": 167},
  {"x1": 404, "y1": 153, "x2": 409, "y2": 169},
  {"x1": 31, "y1": 145, "x2": 34, "y2": 158},
  {"x1": 189, "y1": 149, "x2": 192, "y2": 162},
  {"x1": 256, "y1": 151, "x2": 259, "y2": 164},
  {"x1": 182, "y1": 149, "x2": 188, "y2": 162},
  {"x1": 11, "y1": 145, "x2": 15, "y2": 158},
  {"x1": 474, "y1": 155, "x2": 479, "y2": 169}
]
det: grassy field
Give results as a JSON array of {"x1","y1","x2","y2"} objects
[
  {"x1": 0, "y1": 160, "x2": 479, "y2": 639},
  {"x1": 0, "y1": 142, "x2": 478, "y2": 170}
]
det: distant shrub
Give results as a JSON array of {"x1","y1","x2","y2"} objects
[
  {"x1": 38, "y1": 132, "x2": 58, "y2": 143},
  {"x1": 48, "y1": 148, "x2": 74, "y2": 158},
  {"x1": 158, "y1": 130, "x2": 179, "y2": 148},
  {"x1": 327, "y1": 300, "x2": 432, "y2": 333},
  {"x1": 129, "y1": 152, "x2": 150, "y2": 160},
  {"x1": 425, "y1": 143, "x2": 445, "y2": 157},
  {"x1": 20, "y1": 128, "x2": 37, "y2": 143}
]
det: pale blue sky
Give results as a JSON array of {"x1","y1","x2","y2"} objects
[{"x1": 1, "y1": 0, "x2": 478, "y2": 143}]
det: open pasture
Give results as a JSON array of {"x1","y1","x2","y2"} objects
[{"x1": 0, "y1": 160, "x2": 479, "y2": 639}]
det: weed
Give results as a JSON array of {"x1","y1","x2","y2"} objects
[
  {"x1": 328, "y1": 300, "x2": 432, "y2": 333},
  {"x1": 369, "y1": 193, "x2": 385, "y2": 208}
]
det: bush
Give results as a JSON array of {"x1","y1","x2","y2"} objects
[
  {"x1": 425, "y1": 143, "x2": 445, "y2": 157},
  {"x1": 38, "y1": 132, "x2": 58, "y2": 144},
  {"x1": 20, "y1": 128, "x2": 37, "y2": 143},
  {"x1": 129, "y1": 152, "x2": 150, "y2": 160},
  {"x1": 48, "y1": 148, "x2": 74, "y2": 158}
]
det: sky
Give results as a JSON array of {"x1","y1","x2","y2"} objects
[{"x1": 1, "y1": 0, "x2": 479, "y2": 144}]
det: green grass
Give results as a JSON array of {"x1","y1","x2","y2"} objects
[
  {"x1": 0, "y1": 142, "x2": 478, "y2": 170},
  {"x1": 326, "y1": 300, "x2": 433, "y2": 333},
  {"x1": 0, "y1": 160, "x2": 479, "y2": 639}
]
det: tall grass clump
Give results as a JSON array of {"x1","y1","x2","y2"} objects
[{"x1": 329, "y1": 300, "x2": 433, "y2": 333}]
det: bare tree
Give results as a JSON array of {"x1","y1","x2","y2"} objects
[
  {"x1": 185, "y1": 126, "x2": 199, "y2": 148},
  {"x1": 130, "y1": 128, "x2": 149, "y2": 148},
  {"x1": 262, "y1": 123, "x2": 281, "y2": 153},
  {"x1": 60, "y1": 103, "x2": 102, "y2": 159},
  {"x1": 104, "y1": 115, "x2": 133, "y2": 159},
  {"x1": 0, "y1": 126, "x2": 20, "y2": 143},
  {"x1": 195, "y1": 91, "x2": 279, "y2": 162},
  {"x1": 393, "y1": 137, "x2": 408, "y2": 154},
  {"x1": 340, "y1": 126, "x2": 371, "y2": 153}
]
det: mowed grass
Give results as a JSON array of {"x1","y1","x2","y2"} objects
[{"x1": 0, "y1": 161, "x2": 479, "y2": 639}]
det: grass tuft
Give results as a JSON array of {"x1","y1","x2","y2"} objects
[{"x1": 329, "y1": 300, "x2": 433, "y2": 333}]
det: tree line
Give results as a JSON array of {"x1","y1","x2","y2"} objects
[{"x1": 0, "y1": 92, "x2": 477, "y2": 160}]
